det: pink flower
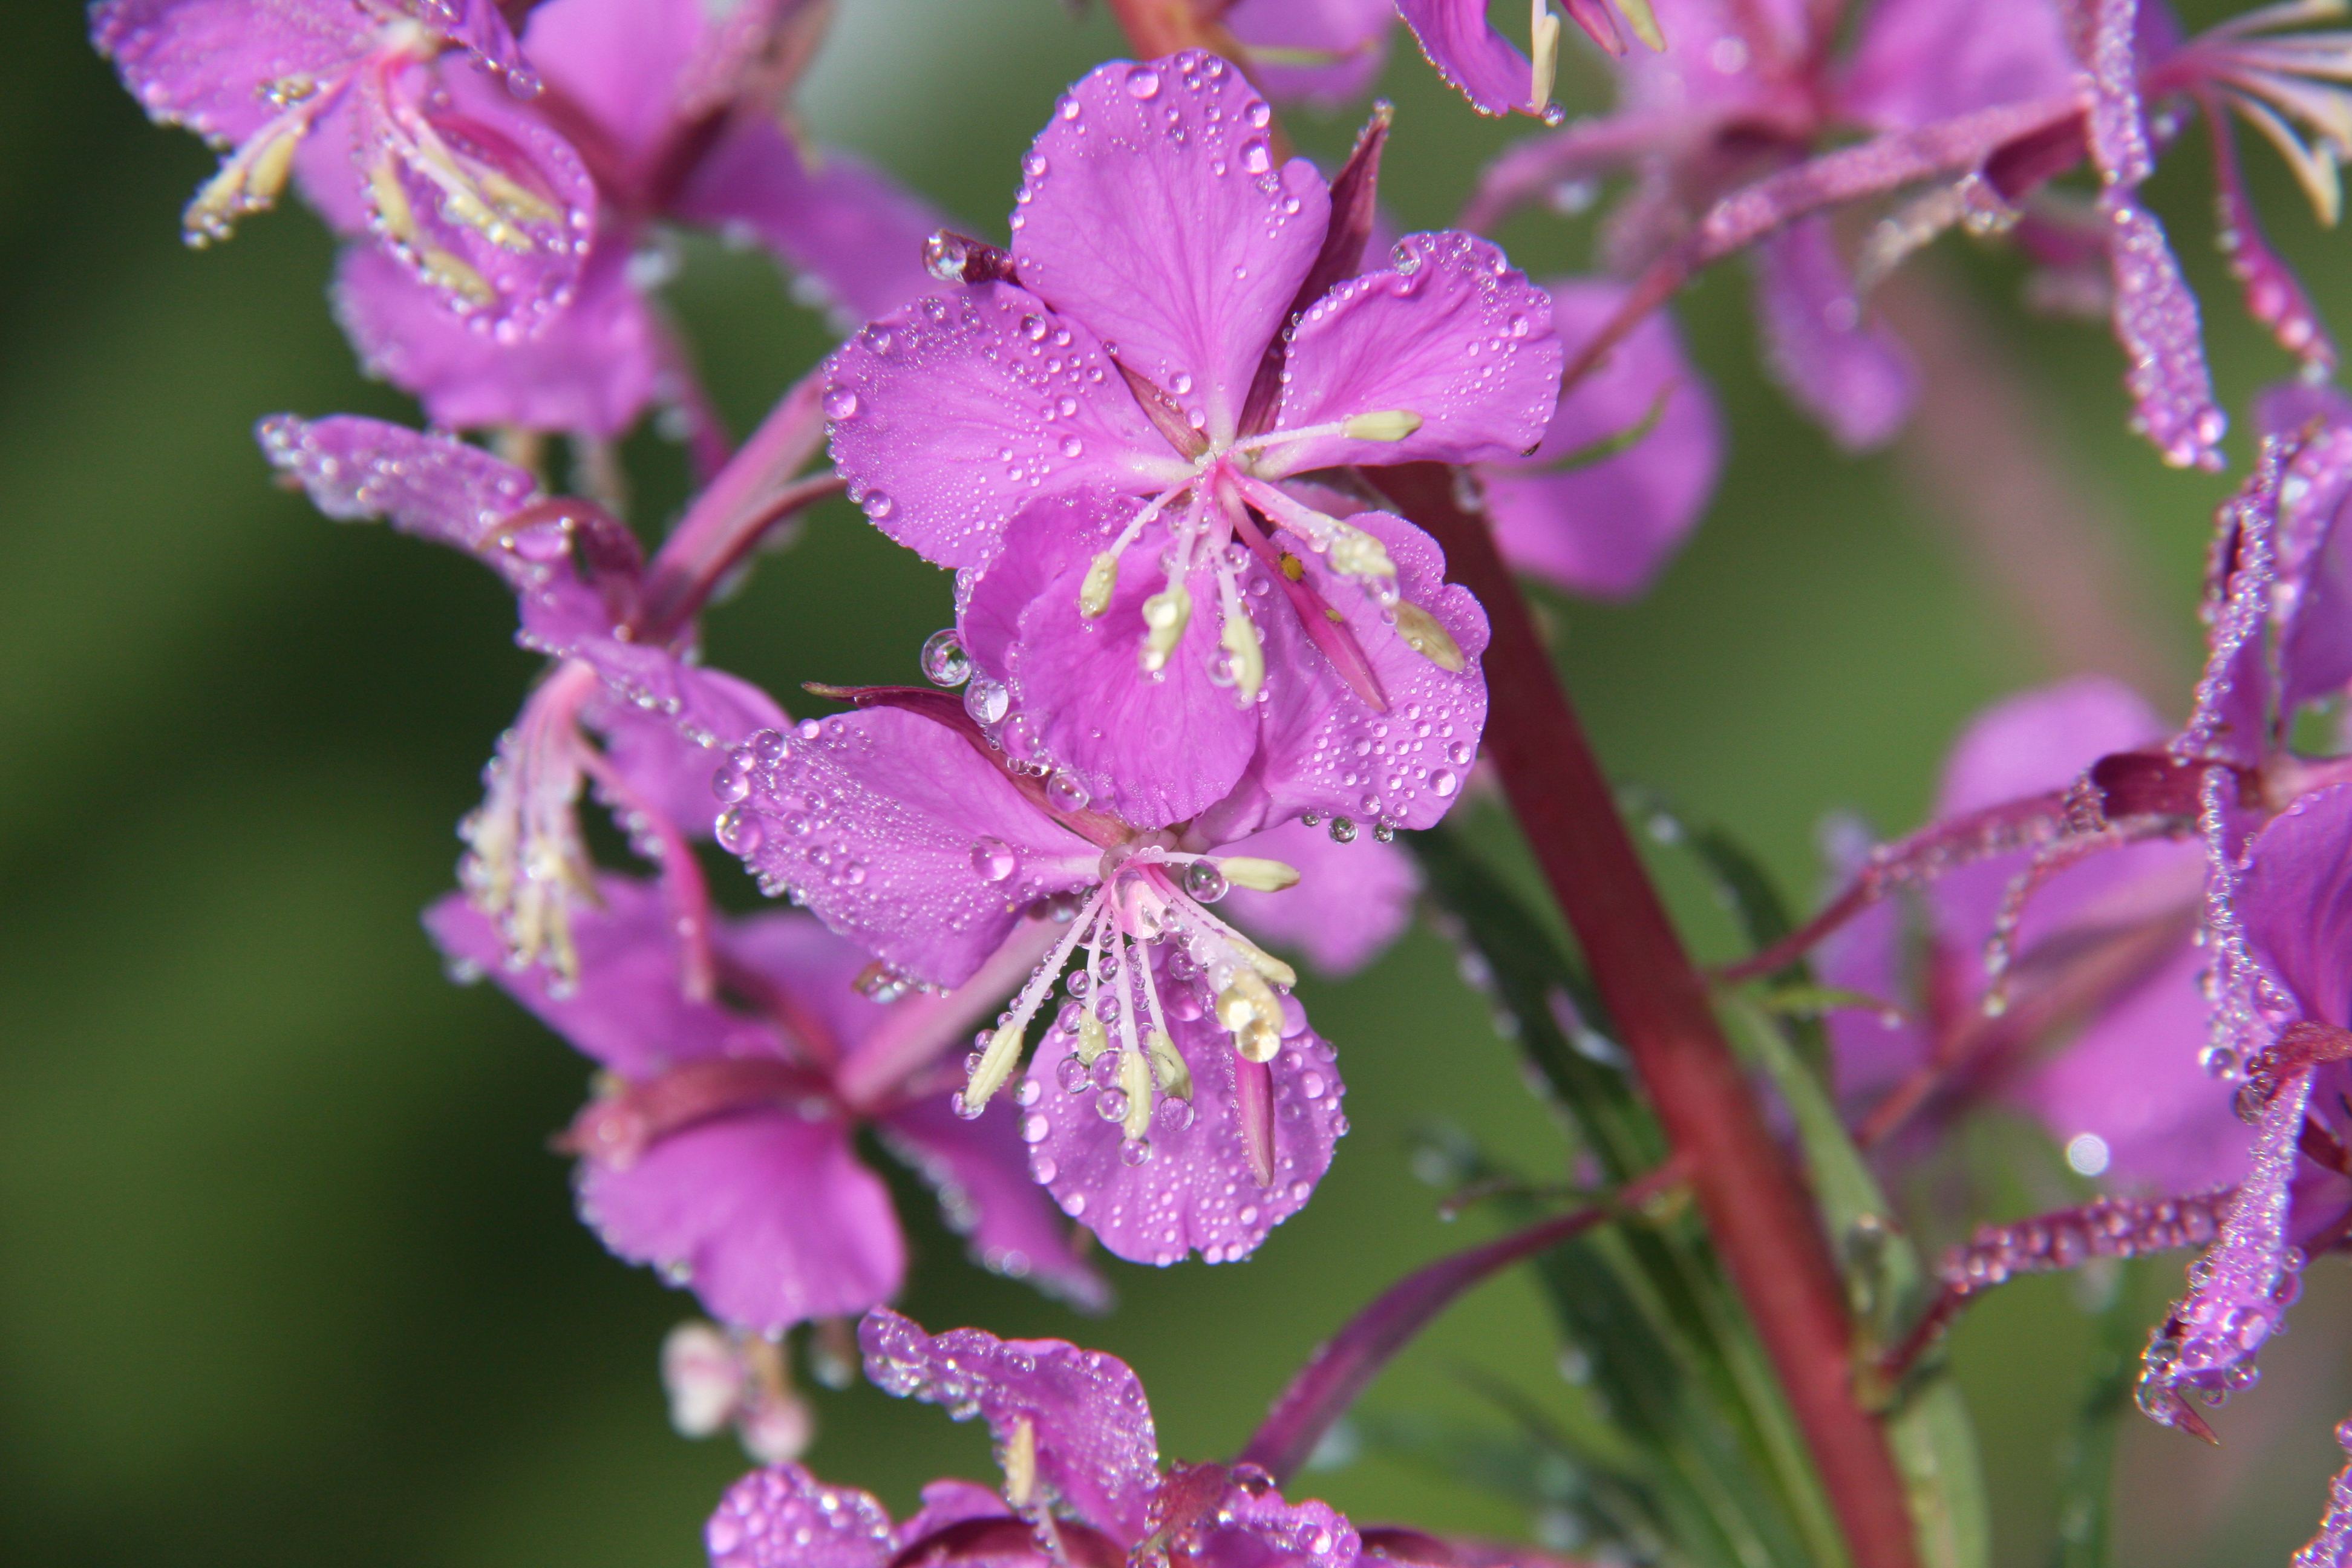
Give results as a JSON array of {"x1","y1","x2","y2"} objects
[
  {"x1": 702, "y1": 1310, "x2": 1359, "y2": 1568},
  {"x1": 715, "y1": 695, "x2": 1357, "y2": 1265},
  {"x1": 427, "y1": 877, "x2": 1105, "y2": 1333},
  {"x1": 828, "y1": 53, "x2": 1543, "y2": 828},
  {"x1": 94, "y1": 0, "x2": 594, "y2": 335}
]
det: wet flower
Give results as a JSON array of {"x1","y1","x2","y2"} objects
[
  {"x1": 717, "y1": 694, "x2": 1361, "y2": 1264},
  {"x1": 826, "y1": 51, "x2": 1544, "y2": 825},
  {"x1": 95, "y1": 0, "x2": 594, "y2": 334},
  {"x1": 431, "y1": 876, "x2": 1106, "y2": 1332},
  {"x1": 704, "y1": 1309, "x2": 1360, "y2": 1568}
]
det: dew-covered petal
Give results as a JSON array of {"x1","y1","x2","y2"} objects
[
  {"x1": 705, "y1": 1463, "x2": 899, "y2": 1568},
  {"x1": 520, "y1": 581, "x2": 789, "y2": 749},
  {"x1": 1194, "y1": 1478, "x2": 1359, "y2": 1568},
  {"x1": 728, "y1": 707, "x2": 1102, "y2": 987},
  {"x1": 2084, "y1": 0, "x2": 2152, "y2": 188},
  {"x1": 588, "y1": 674, "x2": 789, "y2": 843},
  {"x1": 1217, "y1": 816, "x2": 1419, "y2": 978},
  {"x1": 1255, "y1": 510, "x2": 1489, "y2": 832},
  {"x1": 335, "y1": 235, "x2": 661, "y2": 437},
  {"x1": 2102, "y1": 191, "x2": 2226, "y2": 471},
  {"x1": 676, "y1": 120, "x2": 947, "y2": 329},
  {"x1": 1260, "y1": 232, "x2": 1562, "y2": 474},
  {"x1": 858, "y1": 1307, "x2": 1160, "y2": 1541},
  {"x1": 425, "y1": 879, "x2": 767, "y2": 1078},
  {"x1": 256, "y1": 411, "x2": 543, "y2": 586},
  {"x1": 1835, "y1": 0, "x2": 2079, "y2": 132},
  {"x1": 823, "y1": 283, "x2": 1180, "y2": 569},
  {"x1": 2183, "y1": 445, "x2": 2285, "y2": 768},
  {"x1": 1393, "y1": 0, "x2": 1544, "y2": 117},
  {"x1": 1224, "y1": 0, "x2": 1394, "y2": 106},
  {"x1": 2265, "y1": 415, "x2": 2352, "y2": 708},
  {"x1": 93, "y1": 0, "x2": 373, "y2": 143},
  {"x1": 1010, "y1": 50, "x2": 1330, "y2": 445},
  {"x1": 879, "y1": 1097, "x2": 1112, "y2": 1312},
  {"x1": 584, "y1": 1111, "x2": 906, "y2": 1334},
  {"x1": 1019, "y1": 953, "x2": 1345, "y2": 1268},
  {"x1": 1481, "y1": 279, "x2": 1721, "y2": 598},
  {"x1": 2242, "y1": 784, "x2": 2352, "y2": 1027},
  {"x1": 976, "y1": 496, "x2": 1261, "y2": 829},
  {"x1": 1749, "y1": 218, "x2": 1915, "y2": 452}
]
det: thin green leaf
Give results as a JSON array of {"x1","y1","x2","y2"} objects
[{"x1": 2049, "y1": 1269, "x2": 2140, "y2": 1568}]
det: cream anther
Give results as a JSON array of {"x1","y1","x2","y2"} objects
[
  {"x1": 1117, "y1": 1047, "x2": 1154, "y2": 1139},
  {"x1": 1080, "y1": 550, "x2": 1119, "y2": 616},
  {"x1": 1002, "y1": 1416, "x2": 1039, "y2": 1508},
  {"x1": 1327, "y1": 525, "x2": 1396, "y2": 578},
  {"x1": 1218, "y1": 857, "x2": 1300, "y2": 892},
  {"x1": 1147, "y1": 1028, "x2": 1191, "y2": 1099},
  {"x1": 1529, "y1": 0, "x2": 1563, "y2": 112},
  {"x1": 966, "y1": 1019, "x2": 1027, "y2": 1109},
  {"x1": 1139, "y1": 584, "x2": 1192, "y2": 671},
  {"x1": 1396, "y1": 600, "x2": 1467, "y2": 671},
  {"x1": 1341, "y1": 410, "x2": 1425, "y2": 442}
]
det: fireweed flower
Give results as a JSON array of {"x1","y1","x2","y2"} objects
[
  {"x1": 716, "y1": 697, "x2": 1356, "y2": 1264},
  {"x1": 427, "y1": 876, "x2": 1105, "y2": 1333},
  {"x1": 258, "y1": 399, "x2": 825, "y2": 982},
  {"x1": 828, "y1": 51, "x2": 1543, "y2": 826},
  {"x1": 704, "y1": 1309, "x2": 1360, "y2": 1568},
  {"x1": 334, "y1": 0, "x2": 943, "y2": 443},
  {"x1": 1818, "y1": 676, "x2": 2248, "y2": 1191},
  {"x1": 94, "y1": 0, "x2": 594, "y2": 335},
  {"x1": 1469, "y1": 0, "x2": 2352, "y2": 468}
]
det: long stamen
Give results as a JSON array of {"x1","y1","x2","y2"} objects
[
  {"x1": 1111, "y1": 930, "x2": 1153, "y2": 1142},
  {"x1": 962, "y1": 889, "x2": 1108, "y2": 1113},
  {"x1": 1080, "y1": 479, "x2": 1193, "y2": 617}
]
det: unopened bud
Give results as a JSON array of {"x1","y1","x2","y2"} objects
[
  {"x1": 966, "y1": 1019, "x2": 1027, "y2": 1109},
  {"x1": 1396, "y1": 601, "x2": 1467, "y2": 671},
  {"x1": 1342, "y1": 410, "x2": 1423, "y2": 443},
  {"x1": 1147, "y1": 1029, "x2": 1191, "y2": 1099},
  {"x1": 1080, "y1": 551, "x2": 1119, "y2": 617},
  {"x1": 1139, "y1": 584, "x2": 1192, "y2": 672},
  {"x1": 1119, "y1": 1047, "x2": 1154, "y2": 1139},
  {"x1": 1219, "y1": 857, "x2": 1301, "y2": 892},
  {"x1": 1221, "y1": 607, "x2": 1264, "y2": 699}
]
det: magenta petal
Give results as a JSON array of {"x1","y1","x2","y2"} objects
[
  {"x1": 1482, "y1": 280, "x2": 1722, "y2": 598},
  {"x1": 1256, "y1": 510, "x2": 1489, "y2": 831},
  {"x1": 335, "y1": 235, "x2": 660, "y2": 436},
  {"x1": 879, "y1": 1097, "x2": 1112, "y2": 1312},
  {"x1": 1200, "y1": 1480, "x2": 1359, "y2": 1568},
  {"x1": 1750, "y1": 219, "x2": 1915, "y2": 451},
  {"x1": 2243, "y1": 785, "x2": 2352, "y2": 1027},
  {"x1": 715, "y1": 909, "x2": 893, "y2": 1061},
  {"x1": 2084, "y1": 0, "x2": 2153, "y2": 188},
  {"x1": 985, "y1": 500, "x2": 1260, "y2": 828},
  {"x1": 1224, "y1": 0, "x2": 1394, "y2": 105},
  {"x1": 1022, "y1": 953, "x2": 1344, "y2": 1266},
  {"x1": 518, "y1": 0, "x2": 706, "y2": 157},
  {"x1": 706, "y1": 1465, "x2": 899, "y2": 1568},
  {"x1": 425, "y1": 879, "x2": 764, "y2": 1078},
  {"x1": 256, "y1": 413, "x2": 541, "y2": 584},
  {"x1": 1218, "y1": 817, "x2": 1419, "y2": 977},
  {"x1": 1394, "y1": 0, "x2": 1543, "y2": 117},
  {"x1": 676, "y1": 120, "x2": 948, "y2": 329},
  {"x1": 731, "y1": 707, "x2": 1101, "y2": 987},
  {"x1": 589, "y1": 675, "x2": 786, "y2": 843},
  {"x1": 859, "y1": 1307, "x2": 1161, "y2": 1541},
  {"x1": 2265, "y1": 418, "x2": 2352, "y2": 708},
  {"x1": 2101, "y1": 192, "x2": 2225, "y2": 471},
  {"x1": 583, "y1": 1111, "x2": 906, "y2": 1333},
  {"x1": 1835, "y1": 0, "x2": 2079, "y2": 131},
  {"x1": 518, "y1": 581, "x2": 788, "y2": 749},
  {"x1": 93, "y1": 0, "x2": 372, "y2": 143},
  {"x1": 1262, "y1": 232, "x2": 1563, "y2": 473},
  {"x1": 1011, "y1": 51, "x2": 1330, "y2": 444},
  {"x1": 823, "y1": 283, "x2": 1179, "y2": 569}
]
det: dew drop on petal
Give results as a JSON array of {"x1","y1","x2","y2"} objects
[
  {"x1": 1125, "y1": 65, "x2": 1161, "y2": 97},
  {"x1": 971, "y1": 836, "x2": 1019, "y2": 883},
  {"x1": 823, "y1": 388, "x2": 858, "y2": 419},
  {"x1": 921, "y1": 629, "x2": 972, "y2": 687}
]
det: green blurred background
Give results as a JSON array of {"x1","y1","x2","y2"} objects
[{"x1": 6, "y1": 1, "x2": 2350, "y2": 1563}]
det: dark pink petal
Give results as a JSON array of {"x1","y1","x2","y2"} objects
[
  {"x1": 425, "y1": 879, "x2": 766, "y2": 1079},
  {"x1": 706, "y1": 1464, "x2": 899, "y2": 1568},
  {"x1": 1259, "y1": 232, "x2": 1563, "y2": 474},
  {"x1": 978, "y1": 497, "x2": 1260, "y2": 828},
  {"x1": 2242, "y1": 785, "x2": 2352, "y2": 1028},
  {"x1": 1217, "y1": 817, "x2": 1419, "y2": 977},
  {"x1": 715, "y1": 908, "x2": 895, "y2": 1062},
  {"x1": 823, "y1": 284, "x2": 1180, "y2": 569},
  {"x1": 335, "y1": 236, "x2": 661, "y2": 436},
  {"x1": 898, "y1": 1479, "x2": 1017, "y2": 1544},
  {"x1": 93, "y1": 0, "x2": 371, "y2": 143},
  {"x1": 1394, "y1": 0, "x2": 1545, "y2": 118},
  {"x1": 676, "y1": 120, "x2": 948, "y2": 329},
  {"x1": 728, "y1": 707, "x2": 1101, "y2": 987},
  {"x1": 1021, "y1": 952, "x2": 1344, "y2": 1267},
  {"x1": 1195, "y1": 1478, "x2": 1358, "y2": 1568},
  {"x1": 520, "y1": 0, "x2": 707, "y2": 158},
  {"x1": 1749, "y1": 219, "x2": 1915, "y2": 451},
  {"x1": 859, "y1": 1307, "x2": 1161, "y2": 1541},
  {"x1": 1256, "y1": 511, "x2": 1489, "y2": 832},
  {"x1": 256, "y1": 412, "x2": 543, "y2": 586},
  {"x1": 1010, "y1": 51, "x2": 1330, "y2": 444},
  {"x1": 583, "y1": 1111, "x2": 906, "y2": 1334},
  {"x1": 519, "y1": 581, "x2": 789, "y2": 749},
  {"x1": 1224, "y1": 0, "x2": 1394, "y2": 105},
  {"x1": 1481, "y1": 279, "x2": 1722, "y2": 598},
  {"x1": 879, "y1": 1097, "x2": 1112, "y2": 1312},
  {"x1": 2101, "y1": 192, "x2": 2226, "y2": 471},
  {"x1": 2265, "y1": 417, "x2": 2352, "y2": 708},
  {"x1": 1835, "y1": 0, "x2": 2078, "y2": 131}
]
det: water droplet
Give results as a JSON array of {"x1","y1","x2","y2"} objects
[
  {"x1": 1156, "y1": 1097, "x2": 1195, "y2": 1132},
  {"x1": 1431, "y1": 769, "x2": 1459, "y2": 799},
  {"x1": 971, "y1": 836, "x2": 1019, "y2": 883},
  {"x1": 1125, "y1": 65, "x2": 1161, "y2": 98},
  {"x1": 715, "y1": 807, "x2": 763, "y2": 854},
  {"x1": 860, "y1": 491, "x2": 894, "y2": 520},
  {"x1": 1120, "y1": 1137, "x2": 1153, "y2": 1166},
  {"x1": 1059, "y1": 434, "x2": 1085, "y2": 459},
  {"x1": 1240, "y1": 138, "x2": 1272, "y2": 175},
  {"x1": 1183, "y1": 861, "x2": 1229, "y2": 902},
  {"x1": 1047, "y1": 768, "x2": 1091, "y2": 809},
  {"x1": 921, "y1": 629, "x2": 971, "y2": 687},
  {"x1": 1021, "y1": 1112, "x2": 1050, "y2": 1143},
  {"x1": 1097, "y1": 1088, "x2": 1129, "y2": 1122},
  {"x1": 713, "y1": 766, "x2": 751, "y2": 804},
  {"x1": 823, "y1": 387, "x2": 858, "y2": 419},
  {"x1": 1057, "y1": 1054, "x2": 1090, "y2": 1093},
  {"x1": 964, "y1": 677, "x2": 1010, "y2": 726}
]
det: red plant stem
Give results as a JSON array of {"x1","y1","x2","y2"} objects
[
  {"x1": 1241, "y1": 1158, "x2": 1688, "y2": 1484},
  {"x1": 1373, "y1": 463, "x2": 1921, "y2": 1568}
]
